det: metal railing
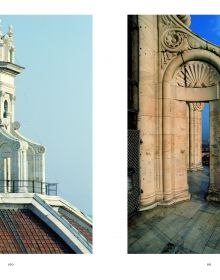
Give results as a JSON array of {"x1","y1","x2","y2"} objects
[{"x1": 0, "y1": 180, "x2": 57, "y2": 195}]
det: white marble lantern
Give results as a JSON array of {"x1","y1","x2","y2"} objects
[{"x1": 0, "y1": 21, "x2": 45, "y2": 193}]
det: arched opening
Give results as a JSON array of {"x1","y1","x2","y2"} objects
[
  {"x1": 162, "y1": 49, "x2": 220, "y2": 204},
  {"x1": 3, "y1": 100, "x2": 8, "y2": 118},
  {"x1": 187, "y1": 102, "x2": 210, "y2": 199}
]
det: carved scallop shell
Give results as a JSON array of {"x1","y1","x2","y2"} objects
[{"x1": 176, "y1": 62, "x2": 219, "y2": 87}]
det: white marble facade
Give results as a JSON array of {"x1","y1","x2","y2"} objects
[{"x1": 0, "y1": 22, "x2": 45, "y2": 193}]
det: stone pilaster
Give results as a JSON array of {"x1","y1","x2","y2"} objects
[{"x1": 138, "y1": 15, "x2": 161, "y2": 209}]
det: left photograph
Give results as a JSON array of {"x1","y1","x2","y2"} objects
[{"x1": 0, "y1": 15, "x2": 92, "y2": 254}]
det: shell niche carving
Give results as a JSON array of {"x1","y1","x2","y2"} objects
[{"x1": 176, "y1": 61, "x2": 219, "y2": 87}]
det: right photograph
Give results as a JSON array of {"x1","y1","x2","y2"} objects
[{"x1": 128, "y1": 15, "x2": 220, "y2": 254}]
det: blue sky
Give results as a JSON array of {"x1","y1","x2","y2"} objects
[
  {"x1": 190, "y1": 15, "x2": 220, "y2": 143},
  {"x1": 0, "y1": 16, "x2": 92, "y2": 216}
]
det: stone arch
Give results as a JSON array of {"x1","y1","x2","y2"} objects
[
  {"x1": 163, "y1": 49, "x2": 220, "y2": 93},
  {"x1": 162, "y1": 49, "x2": 220, "y2": 204},
  {"x1": 3, "y1": 100, "x2": 8, "y2": 118}
]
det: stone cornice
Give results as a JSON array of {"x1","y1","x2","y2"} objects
[{"x1": 0, "y1": 61, "x2": 24, "y2": 76}]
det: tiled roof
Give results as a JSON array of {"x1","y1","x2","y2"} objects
[
  {"x1": 0, "y1": 209, "x2": 75, "y2": 254},
  {"x1": 59, "y1": 208, "x2": 92, "y2": 243}
]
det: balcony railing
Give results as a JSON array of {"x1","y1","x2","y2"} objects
[{"x1": 0, "y1": 180, "x2": 58, "y2": 195}]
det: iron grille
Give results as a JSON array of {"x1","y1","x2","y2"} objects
[{"x1": 128, "y1": 129, "x2": 140, "y2": 217}]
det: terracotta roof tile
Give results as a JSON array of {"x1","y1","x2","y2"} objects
[
  {"x1": 0, "y1": 209, "x2": 75, "y2": 254},
  {"x1": 59, "y1": 208, "x2": 92, "y2": 243}
]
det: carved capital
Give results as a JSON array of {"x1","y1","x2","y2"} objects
[
  {"x1": 9, "y1": 94, "x2": 16, "y2": 101},
  {"x1": 37, "y1": 145, "x2": 45, "y2": 154},
  {"x1": 13, "y1": 141, "x2": 20, "y2": 151},
  {"x1": 192, "y1": 102, "x2": 205, "y2": 112},
  {"x1": 21, "y1": 142, "x2": 28, "y2": 151}
]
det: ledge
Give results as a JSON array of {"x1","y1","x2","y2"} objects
[
  {"x1": 0, "y1": 61, "x2": 24, "y2": 75},
  {"x1": 0, "y1": 193, "x2": 92, "y2": 254}
]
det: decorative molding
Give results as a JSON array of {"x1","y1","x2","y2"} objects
[
  {"x1": 159, "y1": 15, "x2": 220, "y2": 70},
  {"x1": 160, "y1": 17, "x2": 189, "y2": 69},
  {"x1": 20, "y1": 141, "x2": 28, "y2": 151},
  {"x1": 9, "y1": 94, "x2": 15, "y2": 101},
  {"x1": 161, "y1": 15, "x2": 176, "y2": 28},
  {"x1": 0, "y1": 81, "x2": 15, "y2": 90},
  {"x1": 12, "y1": 121, "x2": 20, "y2": 130},
  {"x1": 161, "y1": 28, "x2": 187, "y2": 52},
  {"x1": 176, "y1": 61, "x2": 219, "y2": 88},
  {"x1": 187, "y1": 36, "x2": 205, "y2": 49},
  {"x1": 161, "y1": 28, "x2": 206, "y2": 53},
  {"x1": 176, "y1": 15, "x2": 191, "y2": 27},
  {"x1": 161, "y1": 49, "x2": 177, "y2": 68}
]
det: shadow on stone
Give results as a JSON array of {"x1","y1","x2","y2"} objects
[{"x1": 161, "y1": 242, "x2": 196, "y2": 254}]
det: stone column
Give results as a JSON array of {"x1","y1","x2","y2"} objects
[
  {"x1": 186, "y1": 104, "x2": 190, "y2": 170},
  {"x1": 35, "y1": 146, "x2": 45, "y2": 182},
  {"x1": 207, "y1": 100, "x2": 220, "y2": 201},
  {"x1": 197, "y1": 109, "x2": 203, "y2": 170},
  {"x1": 189, "y1": 103, "x2": 204, "y2": 171},
  {"x1": 162, "y1": 92, "x2": 174, "y2": 202},
  {"x1": 189, "y1": 104, "x2": 195, "y2": 170},
  {"x1": 27, "y1": 152, "x2": 35, "y2": 181},
  {"x1": 33, "y1": 146, "x2": 45, "y2": 194}
]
